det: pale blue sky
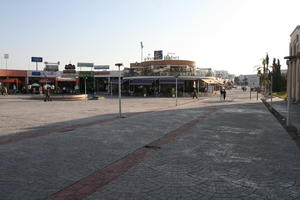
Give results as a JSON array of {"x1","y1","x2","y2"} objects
[{"x1": 0, "y1": 0, "x2": 299, "y2": 75}]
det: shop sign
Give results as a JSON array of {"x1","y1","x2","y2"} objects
[
  {"x1": 94, "y1": 65, "x2": 109, "y2": 70},
  {"x1": 31, "y1": 57, "x2": 43, "y2": 62},
  {"x1": 77, "y1": 62, "x2": 94, "y2": 68},
  {"x1": 61, "y1": 73, "x2": 78, "y2": 78},
  {"x1": 32, "y1": 71, "x2": 41, "y2": 76},
  {"x1": 79, "y1": 71, "x2": 93, "y2": 77},
  {"x1": 43, "y1": 71, "x2": 61, "y2": 77},
  {"x1": 63, "y1": 69, "x2": 76, "y2": 74},
  {"x1": 94, "y1": 71, "x2": 110, "y2": 76}
]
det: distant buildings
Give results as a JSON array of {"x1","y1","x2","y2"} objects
[
  {"x1": 195, "y1": 68, "x2": 214, "y2": 77},
  {"x1": 286, "y1": 25, "x2": 300, "y2": 102}
]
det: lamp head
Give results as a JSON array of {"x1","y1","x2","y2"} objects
[{"x1": 115, "y1": 63, "x2": 123, "y2": 67}]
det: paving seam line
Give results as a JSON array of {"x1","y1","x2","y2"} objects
[
  {"x1": 0, "y1": 100, "x2": 199, "y2": 145},
  {"x1": 261, "y1": 99, "x2": 300, "y2": 147},
  {"x1": 44, "y1": 107, "x2": 219, "y2": 200}
]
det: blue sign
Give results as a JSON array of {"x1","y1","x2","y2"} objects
[
  {"x1": 32, "y1": 72, "x2": 41, "y2": 76},
  {"x1": 94, "y1": 65, "x2": 110, "y2": 70},
  {"x1": 31, "y1": 57, "x2": 43, "y2": 62}
]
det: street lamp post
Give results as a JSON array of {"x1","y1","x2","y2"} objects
[
  {"x1": 84, "y1": 77, "x2": 87, "y2": 96},
  {"x1": 270, "y1": 72, "x2": 273, "y2": 106},
  {"x1": 4, "y1": 54, "x2": 9, "y2": 70},
  {"x1": 115, "y1": 63, "x2": 123, "y2": 118},
  {"x1": 175, "y1": 74, "x2": 180, "y2": 106}
]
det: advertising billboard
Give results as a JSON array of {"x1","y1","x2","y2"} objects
[
  {"x1": 44, "y1": 65, "x2": 59, "y2": 72},
  {"x1": 77, "y1": 63, "x2": 94, "y2": 68},
  {"x1": 154, "y1": 50, "x2": 163, "y2": 60},
  {"x1": 31, "y1": 57, "x2": 43, "y2": 62}
]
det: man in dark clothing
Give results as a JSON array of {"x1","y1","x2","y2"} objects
[
  {"x1": 223, "y1": 88, "x2": 226, "y2": 100},
  {"x1": 192, "y1": 88, "x2": 198, "y2": 99}
]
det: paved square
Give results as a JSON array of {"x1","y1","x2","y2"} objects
[{"x1": 0, "y1": 90, "x2": 299, "y2": 200}]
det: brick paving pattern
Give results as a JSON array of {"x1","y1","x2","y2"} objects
[{"x1": 1, "y1": 90, "x2": 299, "y2": 200}]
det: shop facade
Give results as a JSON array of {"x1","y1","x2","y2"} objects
[{"x1": 0, "y1": 69, "x2": 27, "y2": 93}]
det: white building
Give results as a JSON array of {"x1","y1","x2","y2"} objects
[
  {"x1": 215, "y1": 70, "x2": 229, "y2": 79},
  {"x1": 286, "y1": 25, "x2": 300, "y2": 102},
  {"x1": 239, "y1": 74, "x2": 260, "y2": 87},
  {"x1": 195, "y1": 68, "x2": 214, "y2": 77}
]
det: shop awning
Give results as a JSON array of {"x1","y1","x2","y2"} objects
[
  {"x1": 201, "y1": 79, "x2": 222, "y2": 85},
  {"x1": 129, "y1": 79, "x2": 154, "y2": 86},
  {"x1": 56, "y1": 77, "x2": 77, "y2": 82},
  {"x1": 1, "y1": 78, "x2": 21, "y2": 83},
  {"x1": 159, "y1": 79, "x2": 184, "y2": 85}
]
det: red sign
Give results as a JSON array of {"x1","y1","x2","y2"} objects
[{"x1": 94, "y1": 71, "x2": 110, "y2": 75}]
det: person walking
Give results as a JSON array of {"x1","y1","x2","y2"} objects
[
  {"x1": 192, "y1": 88, "x2": 198, "y2": 99},
  {"x1": 223, "y1": 88, "x2": 226, "y2": 100},
  {"x1": 44, "y1": 87, "x2": 51, "y2": 102},
  {"x1": 220, "y1": 87, "x2": 224, "y2": 100},
  {"x1": 3, "y1": 87, "x2": 8, "y2": 96}
]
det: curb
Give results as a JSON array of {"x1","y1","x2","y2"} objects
[{"x1": 261, "y1": 99, "x2": 300, "y2": 147}]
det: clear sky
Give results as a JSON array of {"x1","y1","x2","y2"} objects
[{"x1": 0, "y1": 0, "x2": 299, "y2": 75}]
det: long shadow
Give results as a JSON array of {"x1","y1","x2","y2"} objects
[
  {"x1": 1, "y1": 100, "x2": 299, "y2": 200},
  {"x1": 262, "y1": 99, "x2": 300, "y2": 147},
  {"x1": 1, "y1": 99, "x2": 298, "y2": 147}
]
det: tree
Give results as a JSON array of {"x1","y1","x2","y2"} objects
[
  {"x1": 234, "y1": 77, "x2": 240, "y2": 85},
  {"x1": 206, "y1": 70, "x2": 213, "y2": 77},
  {"x1": 256, "y1": 54, "x2": 271, "y2": 95},
  {"x1": 271, "y1": 58, "x2": 282, "y2": 92},
  {"x1": 242, "y1": 77, "x2": 248, "y2": 86}
]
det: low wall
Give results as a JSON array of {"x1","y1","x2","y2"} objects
[{"x1": 30, "y1": 94, "x2": 88, "y2": 101}]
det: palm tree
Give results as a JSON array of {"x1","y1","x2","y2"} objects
[{"x1": 256, "y1": 56, "x2": 271, "y2": 97}]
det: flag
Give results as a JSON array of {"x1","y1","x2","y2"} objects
[{"x1": 140, "y1": 41, "x2": 143, "y2": 49}]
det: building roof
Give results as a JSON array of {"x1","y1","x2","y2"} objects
[
  {"x1": 290, "y1": 25, "x2": 300, "y2": 37},
  {"x1": 130, "y1": 60, "x2": 196, "y2": 68}
]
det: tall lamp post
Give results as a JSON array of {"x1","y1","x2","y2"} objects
[
  {"x1": 4, "y1": 54, "x2": 9, "y2": 70},
  {"x1": 175, "y1": 74, "x2": 180, "y2": 106},
  {"x1": 115, "y1": 63, "x2": 123, "y2": 118}
]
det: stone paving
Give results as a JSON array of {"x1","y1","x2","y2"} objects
[
  {"x1": 84, "y1": 102, "x2": 300, "y2": 200},
  {"x1": 267, "y1": 97, "x2": 300, "y2": 133},
  {"x1": 0, "y1": 90, "x2": 299, "y2": 200}
]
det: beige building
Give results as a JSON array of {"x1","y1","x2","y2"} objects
[{"x1": 287, "y1": 25, "x2": 300, "y2": 102}]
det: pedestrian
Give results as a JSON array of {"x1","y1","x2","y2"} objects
[
  {"x1": 220, "y1": 87, "x2": 224, "y2": 100},
  {"x1": 44, "y1": 87, "x2": 51, "y2": 102},
  {"x1": 3, "y1": 87, "x2": 8, "y2": 96},
  {"x1": 223, "y1": 88, "x2": 226, "y2": 100},
  {"x1": 192, "y1": 88, "x2": 198, "y2": 99},
  {"x1": 39, "y1": 86, "x2": 43, "y2": 95},
  {"x1": 13, "y1": 84, "x2": 16, "y2": 94}
]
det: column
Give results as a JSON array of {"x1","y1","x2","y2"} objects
[
  {"x1": 296, "y1": 60, "x2": 300, "y2": 102},
  {"x1": 292, "y1": 63, "x2": 296, "y2": 100}
]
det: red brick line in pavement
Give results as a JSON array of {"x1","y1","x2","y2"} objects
[
  {"x1": 45, "y1": 108, "x2": 219, "y2": 200},
  {"x1": 0, "y1": 100, "x2": 199, "y2": 145}
]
